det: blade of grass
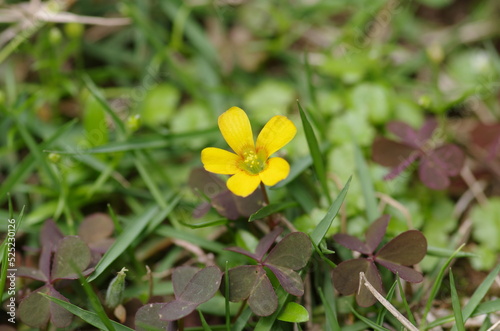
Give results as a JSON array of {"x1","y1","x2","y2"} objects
[
  {"x1": 155, "y1": 225, "x2": 225, "y2": 254},
  {"x1": 133, "y1": 151, "x2": 168, "y2": 209},
  {"x1": 353, "y1": 143, "x2": 379, "y2": 223},
  {"x1": 347, "y1": 303, "x2": 390, "y2": 331},
  {"x1": 45, "y1": 129, "x2": 217, "y2": 154},
  {"x1": 198, "y1": 310, "x2": 214, "y2": 331},
  {"x1": 82, "y1": 75, "x2": 126, "y2": 136},
  {"x1": 39, "y1": 293, "x2": 134, "y2": 331},
  {"x1": 0, "y1": 119, "x2": 76, "y2": 204},
  {"x1": 318, "y1": 275, "x2": 340, "y2": 331},
  {"x1": 297, "y1": 101, "x2": 331, "y2": 203},
  {"x1": 426, "y1": 246, "x2": 476, "y2": 258},
  {"x1": 396, "y1": 275, "x2": 417, "y2": 326},
  {"x1": 450, "y1": 263, "x2": 500, "y2": 331},
  {"x1": 426, "y1": 299, "x2": 500, "y2": 328},
  {"x1": 376, "y1": 279, "x2": 397, "y2": 326},
  {"x1": 231, "y1": 306, "x2": 252, "y2": 331},
  {"x1": 421, "y1": 244, "x2": 465, "y2": 328},
  {"x1": 88, "y1": 204, "x2": 160, "y2": 282},
  {"x1": 310, "y1": 176, "x2": 351, "y2": 247},
  {"x1": 248, "y1": 201, "x2": 297, "y2": 222},
  {"x1": 449, "y1": 270, "x2": 465, "y2": 331}
]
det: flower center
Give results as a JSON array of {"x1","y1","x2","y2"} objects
[{"x1": 241, "y1": 150, "x2": 266, "y2": 175}]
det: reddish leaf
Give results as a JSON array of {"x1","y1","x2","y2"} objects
[
  {"x1": 356, "y1": 261, "x2": 384, "y2": 307},
  {"x1": 376, "y1": 230, "x2": 427, "y2": 266},
  {"x1": 51, "y1": 236, "x2": 91, "y2": 280},
  {"x1": 264, "y1": 232, "x2": 312, "y2": 270},
  {"x1": 375, "y1": 260, "x2": 423, "y2": 283},
  {"x1": 417, "y1": 118, "x2": 438, "y2": 144},
  {"x1": 365, "y1": 215, "x2": 390, "y2": 253},
  {"x1": 48, "y1": 287, "x2": 74, "y2": 328},
  {"x1": 387, "y1": 121, "x2": 421, "y2": 148},
  {"x1": 266, "y1": 265, "x2": 304, "y2": 296},
  {"x1": 212, "y1": 191, "x2": 241, "y2": 220},
  {"x1": 78, "y1": 213, "x2": 114, "y2": 245},
  {"x1": 333, "y1": 234, "x2": 370, "y2": 255},
  {"x1": 188, "y1": 168, "x2": 226, "y2": 199},
  {"x1": 247, "y1": 270, "x2": 278, "y2": 316},
  {"x1": 227, "y1": 265, "x2": 261, "y2": 302},
  {"x1": 432, "y1": 144, "x2": 465, "y2": 176},
  {"x1": 332, "y1": 258, "x2": 371, "y2": 296},
  {"x1": 255, "y1": 227, "x2": 283, "y2": 261},
  {"x1": 17, "y1": 266, "x2": 48, "y2": 282},
  {"x1": 18, "y1": 285, "x2": 51, "y2": 328},
  {"x1": 418, "y1": 155, "x2": 450, "y2": 190},
  {"x1": 159, "y1": 266, "x2": 222, "y2": 321},
  {"x1": 172, "y1": 266, "x2": 199, "y2": 297},
  {"x1": 372, "y1": 137, "x2": 415, "y2": 167},
  {"x1": 136, "y1": 303, "x2": 168, "y2": 331},
  {"x1": 225, "y1": 246, "x2": 258, "y2": 260},
  {"x1": 384, "y1": 151, "x2": 421, "y2": 180}
]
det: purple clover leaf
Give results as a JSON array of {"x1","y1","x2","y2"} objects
[
  {"x1": 225, "y1": 227, "x2": 312, "y2": 316},
  {"x1": 372, "y1": 118, "x2": 465, "y2": 190},
  {"x1": 17, "y1": 220, "x2": 94, "y2": 328},
  {"x1": 332, "y1": 215, "x2": 427, "y2": 307}
]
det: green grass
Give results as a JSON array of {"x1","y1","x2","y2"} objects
[{"x1": 1, "y1": 0, "x2": 500, "y2": 329}]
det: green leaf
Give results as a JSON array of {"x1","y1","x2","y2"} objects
[
  {"x1": 297, "y1": 101, "x2": 331, "y2": 203},
  {"x1": 353, "y1": 143, "x2": 379, "y2": 223},
  {"x1": 311, "y1": 176, "x2": 351, "y2": 247},
  {"x1": 277, "y1": 302, "x2": 309, "y2": 323},
  {"x1": 422, "y1": 244, "x2": 466, "y2": 327},
  {"x1": 82, "y1": 75, "x2": 126, "y2": 136},
  {"x1": 451, "y1": 263, "x2": 500, "y2": 331},
  {"x1": 449, "y1": 271, "x2": 465, "y2": 331},
  {"x1": 88, "y1": 205, "x2": 159, "y2": 282},
  {"x1": 248, "y1": 201, "x2": 297, "y2": 222},
  {"x1": 39, "y1": 293, "x2": 134, "y2": 331}
]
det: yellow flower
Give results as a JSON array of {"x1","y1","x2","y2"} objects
[{"x1": 201, "y1": 107, "x2": 296, "y2": 197}]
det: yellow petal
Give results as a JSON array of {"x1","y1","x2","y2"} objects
[
  {"x1": 227, "y1": 171, "x2": 261, "y2": 197},
  {"x1": 201, "y1": 147, "x2": 240, "y2": 175},
  {"x1": 218, "y1": 107, "x2": 255, "y2": 155},
  {"x1": 259, "y1": 157, "x2": 290, "y2": 186},
  {"x1": 256, "y1": 115, "x2": 296, "y2": 157}
]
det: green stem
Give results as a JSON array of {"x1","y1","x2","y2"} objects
[{"x1": 260, "y1": 183, "x2": 277, "y2": 229}]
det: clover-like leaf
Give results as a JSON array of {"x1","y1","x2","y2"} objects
[
  {"x1": 375, "y1": 260, "x2": 424, "y2": 283},
  {"x1": 255, "y1": 226, "x2": 283, "y2": 260},
  {"x1": 51, "y1": 236, "x2": 92, "y2": 280},
  {"x1": 372, "y1": 137, "x2": 415, "y2": 167},
  {"x1": 365, "y1": 214, "x2": 390, "y2": 252},
  {"x1": 470, "y1": 123, "x2": 500, "y2": 159},
  {"x1": 376, "y1": 230, "x2": 427, "y2": 266},
  {"x1": 419, "y1": 145, "x2": 465, "y2": 190},
  {"x1": 136, "y1": 303, "x2": 169, "y2": 331},
  {"x1": 159, "y1": 266, "x2": 222, "y2": 321},
  {"x1": 228, "y1": 265, "x2": 278, "y2": 316},
  {"x1": 265, "y1": 264, "x2": 304, "y2": 296},
  {"x1": 78, "y1": 212, "x2": 115, "y2": 253},
  {"x1": 16, "y1": 266, "x2": 48, "y2": 282},
  {"x1": 246, "y1": 269, "x2": 278, "y2": 316},
  {"x1": 264, "y1": 232, "x2": 312, "y2": 270},
  {"x1": 331, "y1": 259, "x2": 383, "y2": 307},
  {"x1": 332, "y1": 233, "x2": 370, "y2": 255},
  {"x1": 172, "y1": 266, "x2": 199, "y2": 296},
  {"x1": 18, "y1": 285, "x2": 73, "y2": 328},
  {"x1": 228, "y1": 265, "x2": 261, "y2": 302},
  {"x1": 189, "y1": 168, "x2": 262, "y2": 220}
]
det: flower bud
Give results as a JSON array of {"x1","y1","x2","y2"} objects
[{"x1": 105, "y1": 267, "x2": 128, "y2": 309}]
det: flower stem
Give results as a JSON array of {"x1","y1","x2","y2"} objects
[{"x1": 260, "y1": 183, "x2": 277, "y2": 229}]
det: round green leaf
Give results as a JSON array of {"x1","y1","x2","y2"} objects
[{"x1": 277, "y1": 302, "x2": 309, "y2": 323}]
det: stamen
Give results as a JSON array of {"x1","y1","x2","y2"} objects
[{"x1": 241, "y1": 150, "x2": 265, "y2": 175}]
